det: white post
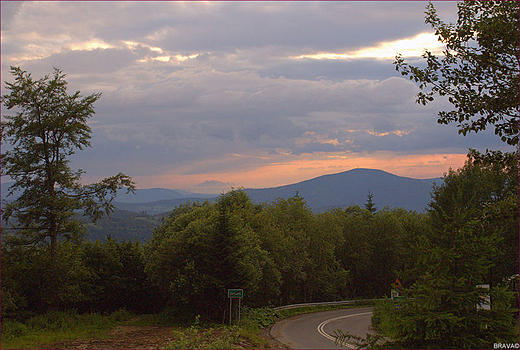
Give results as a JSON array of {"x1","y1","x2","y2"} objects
[
  {"x1": 238, "y1": 297, "x2": 241, "y2": 323},
  {"x1": 229, "y1": 297, "x2": 232, "y2": 325}
]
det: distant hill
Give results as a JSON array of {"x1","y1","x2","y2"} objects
[
  {"x1": 1, "y1": 169, "x2": 442, "y2": 241},
  {"x1": 245, "y1": 168, "x2": 440, "y2": 212},
  {"x1": 111, "y1": 168, "x2": 441, "y2": 214},
  {"x1": 113, "y1": 197, "x2": 215, "y2": 215},
  {"x1": 85, "y1": 208, "x2": 161, "y2": 242},
  {"x1": 3, "y1": 169, "x2": 441, "y2": 215},
  {"x1": 115, "y1": 188, "x2": 212, "y2": 203},
  {"x1": 1, "y1": 182, "x2": 210, "y2": 203}
]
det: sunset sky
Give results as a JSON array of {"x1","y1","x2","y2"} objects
[{"x1": 1, "y1": 1, "x2": 514, "y2": 193}]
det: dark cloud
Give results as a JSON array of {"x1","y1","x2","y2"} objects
[
  {"x1": 1, "y1": 2, "x2": 24, "y2": 30},
  {"x1": 23, "y1": 49, "x2": 138, "y2": 75},
  {"x1": 5, "y1": 1, "x2": 511, "y2": 190},
  {"x1": 291, "y1": 142, "x2": 348, "y2": 156},
  {"x1": 130, "y1": 2, "x2": 456, "y2": 52}
]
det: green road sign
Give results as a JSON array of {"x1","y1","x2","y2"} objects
[{"x1": 228, "y1": 289, "x2": 243, "y2": 298}]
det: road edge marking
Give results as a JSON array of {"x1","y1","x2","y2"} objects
[{"x1": 317, "y1": 312, "x2": 372, "y2": 349}]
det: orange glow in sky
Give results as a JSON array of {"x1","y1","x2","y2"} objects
[{"x1": 132, "y1": 152, "x2": 468, "y2": 193}]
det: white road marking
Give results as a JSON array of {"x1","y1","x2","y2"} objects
[{"x1": 317, "y1": 312, "x2": 372, "y2": 349}]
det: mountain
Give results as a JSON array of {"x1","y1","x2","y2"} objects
[
  {"x1": 244, "y1": 168, "x2": 441, "y2": 212},
  {"x1": 113, "y1": 168, "x2": 441, "y2": 214},
  {"x1": 1, "y1": 169, "x2": 441, "y2": 241},
  {"x1": 114, "y1": 197, "x2": 215, "y2": 215},
  {"x1": 85, "y1": 208, "x2": 161, "y2": 242},
  {"x1": 1, "y1": 182, "x2": 211, "y2": 203},
  {"x1": 2, "y1": 169, "x2": 441, "y2": 215},
  {"x1": 115, "y1": 188, "x2": 211, "y2": 203}
]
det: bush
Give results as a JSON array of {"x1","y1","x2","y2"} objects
[
  {"x1": 1, "y1": 309, "x2": 134, "y2": 349},
  {"x1": 371, "y1": 299, "x2": 396, "y2": 333},
  {"x1": 166, "y1": 325, "x2": 241, "y2": 349},
  {"x1": 242, "y1": 307, "x2": 280, "y2": 328},
  {"x1": 26, "y1": 310, "x2": 80, "y2": 331},
  {"x1": 1, "y1": 321, "x2": 29, "y2": 342}
]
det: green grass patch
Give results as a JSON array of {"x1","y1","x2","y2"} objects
[
  {"x1": 1, "y1": 309, "x2": 134, "y2": 349},
  {"x1": 2, "y1": 302, "x2": 375, "y2": 349},
  {"x1": 164, "y1": 302, "x2": 376, "y2": 349},
  {"x1": 166, "y1": 324, "x2": 241, "y2": 349},
  {"x1": 125, "y1": 307, "x2": 202, "y2": 327},
  {"x1": 164, "y1": 314, "x2": 270, "y2": 349}
]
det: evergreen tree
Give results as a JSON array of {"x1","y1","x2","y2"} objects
[
  {"x1": 364, "y1": 190, "x2": 377, "y2": 214},
  {"x1": 1, "y1": 67, "x2": 134, "y2": 254},
  {"x1": 373, "y1": 151, "x2": 519, "y2": 348}
]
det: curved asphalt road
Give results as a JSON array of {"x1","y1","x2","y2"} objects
[{"x1": 270, "y1": 307, "x2": 373, "y2": 349}]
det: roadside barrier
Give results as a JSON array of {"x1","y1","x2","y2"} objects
[{"x1": 273, "y1": 299, "x2": 384, "y2": 311}]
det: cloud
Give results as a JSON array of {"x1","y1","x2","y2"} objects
[
  {"x1": 64, "y1": 64, "x2": 505, "y2": 182},
  {"x1": 0, "y1": 2, "x2": 23, "y2": 31},
  {"x1": 291, "y1": 142, "x2": 347, "y2": 155},
  {"x1": 3, "y1": 1, "x2": 512, "y2": 191},
  {"x1": 23, "y1": 48, "x2": 138, "y2": 75},
  {"x1": 291, "y1": 32, "x2": 444, "y2": 60}
]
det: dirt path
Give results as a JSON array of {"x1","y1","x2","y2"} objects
[
  {"x1": 46, "y1": 318, "x2": 285, "y2": 349},
  {"x1": 48, "y1": 318, "x2": 179, "y2": 349}
]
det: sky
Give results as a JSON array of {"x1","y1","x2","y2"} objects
[{"x1": 1, "y1": 1, "x2": 515, "y2": 193}]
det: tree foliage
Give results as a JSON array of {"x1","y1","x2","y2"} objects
[
  {"x1": 364, "y1": 190, "x2": 377, "y2": 214},
  {"x1": 1, "y1": 242, "x2": 91, "y2": 315},
  {"x1": 80, "y1": 237, "x2": 160, "y2": 313},
  {"x1": 144, "y1": 190, "x2": 425, "y2": 321},
  {"x1": 4, "y1": 166, "x2": 518, "y2": 343},
  {"x1": 373, "y1": 151, "x2": 519, "y2": 348},
  {"x1": 394, "y1": 1, "x2": 519, "y2": 145},
  {"x1": 1, "y1": 237, "x2": 160, "y2": 318},
  {"x1": 145, "y1": 193, "x2": 271, "y2": 321},
  {"x1": 1, "y1": 67, "x2": 134, "y2": 252}
]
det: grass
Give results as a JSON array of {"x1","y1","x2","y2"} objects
[
  {"x1": 1, "y1": 309, "x2": 134, "y2": 349},
  {"x1": 163, "y1": 301, "x2": 378, "y2": 349},
  {"x1": 1, "y1": 301, "x2": 377, "y2": 349},
  {"x1": 166, "y1": 323, "x2": 243, "y2": 349}
]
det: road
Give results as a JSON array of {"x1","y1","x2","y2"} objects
[{"x1": 270, "y1": 307, "x2": 373, "y2": 349}]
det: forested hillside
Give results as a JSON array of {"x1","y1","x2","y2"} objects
[
  {"x1": 3, "y1": 152, "x2": 518, "y2": 328},
  {"x1": 85, "y1": 209, "x2": 162, "y2": 242}
]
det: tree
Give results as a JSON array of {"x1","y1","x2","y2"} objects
[
  {"x1": 335, "y1": 206, "x2": 427, "y2": 299},
  {"x1": 372, "y1": 151, "x2": 519, "y2": 348},
  {"x1": 394, "y1": 1, "x2": 519, "y2": 145},
  {"x1": 261, "y1": 195, "x2": 313, "y2": 304},
  {"x1": 81, "y1": 238, "x2": 157, "y2": 313},
  {"x1": 429, "y1": 149, "x2": 519, "y2": 288},
  {"x1": 364, "y1": 190, "x2": 377, "y2": 214},
  {"x1": 1, "y1": 241, "x2": 92, "y2": 314},
  {"x1": 145, "y1": 191, "x2": 269, "y2": 321},
  {"x1": 1, "y1": 67, "x2": 134, "y2": 253}
]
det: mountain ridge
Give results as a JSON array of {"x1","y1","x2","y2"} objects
[
  {"x1": 2, "y1": 168, "x2": 441, "y2": 214},
  {"x1": 244, "y1": 168, "x2": 440, "y2": 212}
]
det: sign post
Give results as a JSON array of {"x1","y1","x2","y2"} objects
[
  {"x1": 228, "y1": 289, "x2": 243, "y2": 325},
  {"x1": 476, "y1": 284, "x2": 490, "y2": 310},
  {"x1": 391, "y1": 278, "x2": 405, "y2": 302}
]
